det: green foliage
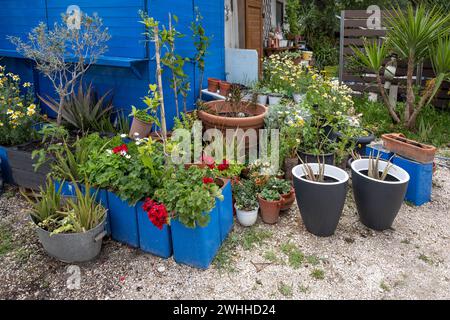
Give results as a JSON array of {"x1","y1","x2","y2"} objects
[
  {"x1": 352, "y1": 39, "x2": 389, "y2": 74},
  {"x1": 155, "y1": 166, "x2": 223, "y2": 228},
  {"x1": 130, "y1": 84, "x2": 161, "y2": 125},
  {"x1": 9, "y1": 13, "x2": 111, "y2": 126},
  {"x1": 39, "y1": 82, "x2": 113, "y2": 134},
  {"x1": 259, "y1": 188, "x2": 281, "y2": 202},
  {"x1": 280, "y1": 125, "x2": 302, "y2": 162},
  {"x1": 233, "y1": 179, "x2": 258, "y2": 211},
  {"x1": 22, "y1": 178, "x2": 64, "y2": 226},
  {"x1": 241, "y1": 227, "x2": 273, "y2": 250},
  {"x1": 191, "y1": 7, "x2": 211, "y2": 97},
  {"x1": 0, "y1": 66, "x2": 39, "y2": 146},
  {"x1": 354, "y1": 97, "x2": 450, "y2": 147},
  {"x1": 0, "y1": 223, "x2": 14, "y2": 256},
  {"x1": 265, "y1": 177, "x2": 291, "y2": 195},
  {"x1": 310, "y1": 268, "x2": 325, "y2": 280},
  {"x1": 278, "y1": 282, "x2": 293, "y2": 297},
  {"x1": 285, "y1": 0, "x2": 301, "y2": 36}
]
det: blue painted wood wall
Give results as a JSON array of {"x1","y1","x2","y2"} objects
[{"x1": 0, "y1": 0, "x2": 225, "y2": 130}]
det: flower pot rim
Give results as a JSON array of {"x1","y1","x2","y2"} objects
[
  {"x1": 234, "y1": 203, "x2": 259, "y2": 212},
  {"x1": 199, "y1": 100, "x2": 267, "y2": 123},
  {"x1": 132, "y1": 116, "x2": 153, "y2": 125},
  {"x1": 351, "y1": 158, "x2": 410, "y2": 185},
  {"x1": 30, "y1": 214, "x2": 107, "y2": 237},
  {"x1": 292, "y1": 164, "x2": 349, "y2": 186},
  {"x1": 257, "y1": 194, "x2": 283, "y2": 204}
]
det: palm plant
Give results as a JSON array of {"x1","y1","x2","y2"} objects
[{"x1": 353, "y1": 4, "x2": 450, "y2": 129}]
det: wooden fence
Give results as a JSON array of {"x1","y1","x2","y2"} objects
[{"x1": 339, "y1": 10, "x2": 449, "y2": 109}]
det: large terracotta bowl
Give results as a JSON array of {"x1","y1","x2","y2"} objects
[{"x1": 198, "y1": 100, "x2": 268, "y2": 132}]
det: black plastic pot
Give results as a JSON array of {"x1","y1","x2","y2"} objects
[
  {"x1": 6, "y1": 142, "x2": 52, "y2": 190},
  {"x1": 335, "y1": 130, "x2": 375, "y2": 156},
  {"x1": 292, "y1": 164, "x2": 349, "y2": 237},
  {"x1": 298, "y1": 150, "x2": 335, "y2": 165},
  {"x1": 351, "y1": 159, "x2": 410, "y2": 231}
]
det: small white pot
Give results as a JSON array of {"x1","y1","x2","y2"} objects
[
  {"x1": 235, "y1": 204, "x2": 259, "y2": 227},
  {"x1": 279, "y1": 40, "x2": 288, "y2": 47},
  {"x1": 268, "y1": 95, "x2": 282, "y2": 106},
  {"x1": 293, "y1": 93, "x2": 306, "y2": 104},
  {"x1": 368, "y1": 92, "x2": 378, "y2": 102},
  {"x1": 257, "y1": 94, "x2": 268, "y2": 105}
]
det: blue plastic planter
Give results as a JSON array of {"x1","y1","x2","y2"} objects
[
  {"x1": 393, "y1": 156, "x2": 432, "y2": 206},
  {"x1": 136, "y1": 202, "x2": 172, "y2": 258},
  {"x1": 217, "y1": 179, "x2": 234, "y2": 243},
  {"x1": 54, "y1": 179, "x2": 77, "y2": 196},
  {"x1": 0, "y1": 146, "x2": 12, "y2": 183},
  {"x1": 365, "y1": 143, "x2": 394, "y2": 160},
  {"x1": 85, "y1": 187, "x2": 111, "y2": 236},
  {"x1": 171, "y1": 205, "x2": 221, "y2": 269},
  {"x1": 107, "y1": 191, "x2": 140, "y2": 247}
]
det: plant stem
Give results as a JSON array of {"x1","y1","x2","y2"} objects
[{"x1": 154, "y1": 24, "x2": 167, "y2": 140}]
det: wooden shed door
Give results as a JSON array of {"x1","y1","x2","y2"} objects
[{"x1": 245, "y1": 0, "x2": 263, "y2": 72}]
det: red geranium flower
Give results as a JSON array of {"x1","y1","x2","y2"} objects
[
  {"x1": 142, "y1": 198, "x2": 168, "y2": 230},
  {"x1": 217, "y1": 159, "x2": 230, "y2": 171},
  {"x1": 112, "y1": 144, "x2": 128, "y2": 155},
  {"x1": 200, "y1": 154, "x2": 215, "y2": 169},
  {"x1": 202, "y1": 177, "x2": 214, "y2": 184}
]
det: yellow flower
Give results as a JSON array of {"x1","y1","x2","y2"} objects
[
  {"x1": 12, "y1": 75, "x2": 20, "y2": 81},
  {"x1": 0, "y1": 122, "x2": 3, "y2": 127},
  {"x1": 6, "y1": 109, "x2": 13, "y2": 115},
  {"x1": 23, "y1": 82, "x2": 32, "y2": 88}
]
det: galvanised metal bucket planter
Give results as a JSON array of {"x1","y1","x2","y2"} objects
[
  {"x1": 171, "y1": 205, "x2": 221, "y2": 269},
  {"x1": 292, "y1": 164, "x2": 349, "y2": 237},
  {"x1": 107, "y1": 191, "x2": 140, "y2": 247},
  {"x1": 136, "y1": 202, "x2": 172, "y2": 258},
  {"x1": 33, "y1": 216, "x2": 107, "y2": 263},
  {"x1": 84, "y1": 187, "x2": 111, "y2": 236},
  {"x1": 351, "y1": 159, "x2": 410, "y2": 231},
  {"x1": 217, "y1": 179, "x2": 233, "y2": 243}
]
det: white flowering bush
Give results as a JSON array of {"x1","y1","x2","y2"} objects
[{"x1": 0, "y1": 66, "x2": 40, "y2": 146}]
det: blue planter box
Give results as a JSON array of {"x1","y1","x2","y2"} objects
[
  {"x1": 107, "y1": 191, "x2": 140, "y2": 247},
  {"x1": 54, "y1": 179, "x2": 77, "y2": 196},
  {"x1": 86, "y1": 187, "x2": 111, "y2": 236},
  {"x1": 136, "y1": 201, "x2": 172, "y2": 258},
  {"x1": 0, "y1": 146, "x2": 12, "y2": 183},
  {"x1": 393, "y1": 156, "x2": 432, "y2": 206},
  {"x1": 171, "y1": 205, "x2": 221, "y2": 269},
  {"x1": 217, "y1": 179, "x2": 234, "y2": 243},
  {"x1": 365, "y1": 143, "x2": 394, "y2": 160}
]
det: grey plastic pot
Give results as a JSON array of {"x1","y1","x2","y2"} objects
[
  {"x1": 297, "y1": 150, "x2": 335, "y2": 165},
  {"x1": 351, "y1": 159, "x2": 409, "y2": 231},
  {"x1": 33, "y1": 215, "x2": 107, "y2": 263},
  {"x1": 292, "y1": 164, "x2": 349, "y2": 237}
]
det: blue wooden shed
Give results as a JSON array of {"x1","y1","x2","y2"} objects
[{"x1": 0, "y1": 0, "x2": 225, "y2": 130}]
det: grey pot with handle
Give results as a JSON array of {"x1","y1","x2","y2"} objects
[{"x1": 33, "y1": 215, "x2": 107, "y2": 263}]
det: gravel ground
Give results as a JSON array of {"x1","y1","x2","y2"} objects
[{"x1": 0, "y1": 161, "x2": 449, "y2": 300}]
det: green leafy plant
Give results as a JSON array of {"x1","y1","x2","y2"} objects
[
  {"x1": 233, "y1": 179, "x2": 258, "y2": 211},
  {"x1": 155, "y1": 166, "x2": 223, "y2": 228},
  {"x1": 22, "y1": 178, "x2": 64, "y2": 226},
  {"x1": 265, "y1": 177, "x2": 291, "y2": 195},
  {"x1": 39, "y1": 82, "x2": 113, "y2": 134},
  {"x1": 191, "y1": 7, "x2": 211, "y2": 99},
  {"x1": 259, "y1": 188, "x2": 281, "y2": 202},
  {"x1": 130, "y1": 84, "x2": 161, "y2": 125}
]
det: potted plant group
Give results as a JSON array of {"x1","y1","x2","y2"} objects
[
  {"x1": 219, "y1": 81, "x2": 232, "y2": 97},
  {"x1": 198, "y1": 85, "x2": 268, "y2": 133},
  {"x1": 233, "y1": 179, "x2": 259, "y2": 227},
  {"x1": 129, "y1": 84, "x2": 160, "y2": 139},
  {"x1": 258, "y1": 187, "x2": 284, "y2": 224},
  {"x1": 292, "y1": 161, "x2": 349, "y2": 236},
  {"x1": 297, "y1": 119, "x2": 336, "y2": 165},
  {"x1": 23, "y1": 179, "x2": 107, "y2": 263},
  {"x1": 266, "y1": 177, "x2": 295, "y2": 212},
  {"x1": 351, "y1": 154, "x2": 410, "y2": 231},
  {"x1": 280, "y1": 125, "x2": 302, "y2": 181}
]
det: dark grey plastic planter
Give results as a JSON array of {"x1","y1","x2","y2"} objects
[
  {"x1": 33, "y1": 216, "x2": 107, "y2": 263},
  {"x1": 292, "y1": 164, "x2": 349, "y2": 237},
  {"x1": 7, "y1": 144, "x2": 51, "y2": 190},
  {"x1": 351, "y1": 159, "x2": 410, "y2": 231},
  {"x1": 297, "y1": 151, "x2": 335, "y2": 165}
]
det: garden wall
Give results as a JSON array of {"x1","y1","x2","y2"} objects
[{"x1": 0, "y1": 0, "x2": 225, "y2": 130}]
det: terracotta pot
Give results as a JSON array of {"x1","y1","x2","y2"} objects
[
  {"x1": 198, "y1": 100, "x2": 268, "y2": 132},
  {"x1": 207, "y1": 78, "x2": 220, "y2": 93},
  {"x1": 284, "y1": 157, "x2": 298, "y2": 181},
  {"x1": 281, "y1": 187, "x2": 295, "y2": 211},
  {"x1": 381, "y1": 133, "x2": 436, "y2": 163},
  {"x1": 219, "y1": 81, "x2": 232, "y2": 97},
  {"x1": 302, "y1": 51, "x2": 313, "y2": 61},
  {"x1": 258, "y1": 195, "x2": 283, "y2": 224},
  {"x1": 129, "y1": 117, "x2": 152, "y2": 139}
]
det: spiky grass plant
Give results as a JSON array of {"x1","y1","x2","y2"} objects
[
  {"x1": 367, "y1": 152, "x2": 394, "y2": 181},
  {"x1": 298, "y1": 157, "x2": 325, "y2": 182}
]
